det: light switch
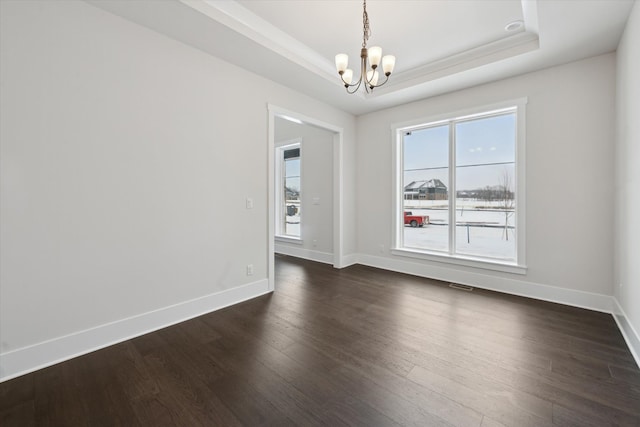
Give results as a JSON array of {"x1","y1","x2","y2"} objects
[{"x1": 246, "y1": 198, "x2": 254, "y2": 209}]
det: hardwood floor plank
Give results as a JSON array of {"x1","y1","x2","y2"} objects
[
  {"x1": 141, "y1": 348, "x2": 243, "y2": 426},
  {"x1": 407, "y1": 364, "x2": 552, "y2": 427},
  {"x1": 154, "y1": 326, "x2": 226, "y2": 385},
  {"x1": 0, "y1": 374, "x2": 33, "y2": 412},
  {"x1": 69, "y1": 351, "x2": 141, "y2": 426},
  {"x1": 33, "y1": 364, "x2": 92, "y2": 427},
  {"x1": 106, "y1": 342, "x2": 161, "y2": 401},
  {"x1": 481, "y1": 415, "x2": 509, "y2": 427},
  {"x1": 130, "y1": 328, "x2": 171, "y2": 357},
  {"x1": 0, "y1": 400, "x2": 35, "y2": 427},
  {"x1": 321, "y1": 395, "x2": 402, "y2": 427},
  {"x1": 174, "y1": 316, "x2": 223, "y2": 345},
  {"x1": 203, "y1": 341, "x2": 331, "y2": 426},
  {"x1": 610, "y1": 364, "x2": 640, "y2": 387},
  {"x1": 282, "y1": 342, "x2": 460, "y2": 427},
  {"x1": 209, "y1": 334, "x2": 349, "y2": 408},
  {"x1": 348, "y1": 332, "x2": 554, "y2": 421},
  {"x1": 203, "y1": 300, "x2": 300, "y2": 352},
  {"x1": 207, "y1": 374, "x2": 294, "y2": 426},
  {"x1": 551, "y1": 402, "x2": 640, "y2": 427},
  {"x1": 130, "y1": 392, "x2": 197, "y2": 427},
  {"x1": 285, "y1": 337, "x2": 485, "y2": 426}
]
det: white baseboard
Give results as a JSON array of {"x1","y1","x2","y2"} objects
[
  {"x1": 275, "y1": 244, "x2": 333, "y2": 264},
  {"x1": 0, "y1": 279, "x2": 270, "y2": 382},
  {"x1": 339, "y1": 253, "x2": 360, "y2": 268},
  {"x1": 357, "y1": 254, "x2": 615, "y2": 313},
  {"x1": 612, "y1": 299, "x2": 640, "y2": 369}
]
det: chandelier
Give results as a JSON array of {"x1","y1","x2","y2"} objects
[{"x1": 335, "y1": 0, "x2": 396, "y2": 94}]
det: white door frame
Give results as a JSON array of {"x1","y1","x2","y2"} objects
[{"x1": 267, "y1": 104, "x2": 344, "y2": 290}]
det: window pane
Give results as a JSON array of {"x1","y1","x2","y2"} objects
[
  {"x1": 403, "y1": 125, "x2": 449, "y2": 252},
  {"x1": 284, "y1": 156, "x2": 300, "y2": 237},
  {"x1": 456, "y1": 114, "x2": 515, "y2": 166},
  {"x1": 455, "y1": 114, "x2": 515, "y2": 260},
  {"x1": 285, "y1": 157, "x2": 300, "y2": 178}
]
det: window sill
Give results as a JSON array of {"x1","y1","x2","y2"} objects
[
  {"x1": 275, "y1": 235, "x2": 303, "y2": 245},
  {"x1": 391, "y1": 248, "x2": 527, "y2": 275}
]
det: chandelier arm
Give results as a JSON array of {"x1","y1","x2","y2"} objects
[
  {"x1": 346, "y1": 78, "x2": 363, "y2": 94},
  {"x1": 339, "y1": 72, "x2": 364, "y2": 91},
  {"x1": 370, "y1": 73, "x2": 390, "y2": 89},
  {"x1": 362, "y1": 61, "x2": 378, "y2": 92}
]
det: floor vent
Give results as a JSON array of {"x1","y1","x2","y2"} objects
[{"x1": 449, "y1": 283, "x2": 474, "y2": 291}]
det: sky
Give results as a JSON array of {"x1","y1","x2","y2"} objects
[
  {"x1": 404, "y1": 113, "x2": 516, "y2": 191},
  {"x1": 285, "y1": 157, "x2": 301, "y2": 192}
]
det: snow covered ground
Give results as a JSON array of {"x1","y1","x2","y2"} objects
[
  {"x1": 404, "y1": 200, "x2": 516, "y2": 260},
  {"x1": 281, "y1": 199, "x2": 516, "y2": 261},
  {"x1": 285, "y1": 214, "x2": 300, "y2": 237}
]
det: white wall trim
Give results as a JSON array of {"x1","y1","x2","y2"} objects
[
  {"x1": 390, "y1": 248, "x2": 527, "y2": 275},
  {"x1": 275, "y1": 244, "x2": 333, "y2": 264},
  {"x1": 274, "y1": 138, "x2": 303, "y2": 240},
  {"x1": 275, "y1": 235, "x2": 303, "y2": 245},
  {"x1": 0, "y1": 279, "x2": 270, "y2": 383},
  {"x1": 390, "y1": 98, "x2": 528, "y2": 270},
  {"x1": 357, "y1": 253, "x2": 615, "y2": 313},
  {"x1": 267, "y1": 104, "x2": 344, "y2": 283},
  {"x1": 612, "y1": 298, "x2": 640, "y2": 369}
]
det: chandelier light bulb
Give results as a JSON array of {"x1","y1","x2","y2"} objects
[
  {"x1": 382, "y1": 55, "x2": 396, "y2": 75},
  {"x1": 367, "y1": 69, "x2": 379, "y2": 86},
  {"x1": 343, "y1": 69, "x2": 354, "y2": 85},
  {"x1": 368, "y1": 46, "x2": 382, "y2": 68},
  {"x1": 335, "y1": 54, "x2": 349, "y2": 73}
]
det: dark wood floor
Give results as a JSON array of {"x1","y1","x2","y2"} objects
[{"x1": 2, "y1": 255, "x2": 640, "y2": 426}]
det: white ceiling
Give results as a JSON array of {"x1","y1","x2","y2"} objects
[{"x1": 88, "y1": 0, "x2": 634, "y2": 115}]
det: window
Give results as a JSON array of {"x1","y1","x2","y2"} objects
[
  {"x1": 393, "y1": 100, "x2": 526, "y2": 272},
  {"x1": 275, "y1": 140, "x2": 301, "y2": 239}
]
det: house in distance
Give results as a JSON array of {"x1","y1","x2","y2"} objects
[{"x1": 404, "y1": 179, "x2": 448, "y2": 200}]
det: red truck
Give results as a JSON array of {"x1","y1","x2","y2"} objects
[{"x1": 404, "y1": 211, "x2": 429, "y2": 227}]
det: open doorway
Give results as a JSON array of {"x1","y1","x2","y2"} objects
[{"x1": 267, "y1": 105, "x2": 344, "y2": 291}]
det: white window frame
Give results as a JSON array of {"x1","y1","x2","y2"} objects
[
  {"x1": 391, "y1": 98, "x2": 527, "y2": 274},
  {"x1": 275, "y1": 139, "x2": 302, "y2": 243}
]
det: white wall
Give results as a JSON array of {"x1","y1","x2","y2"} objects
[
  {"x1": 274, "y1": 118, "x2": 334, "y2": 261},
  {"x1": 615, "y1": 1, "x2": 640, "y2": 358},
  {"x1": 356, "y1": 54, "x2": 616, "y2": 300},
  {"x1": 0, "y1": 0, "x2": 356, "y2": 379}
]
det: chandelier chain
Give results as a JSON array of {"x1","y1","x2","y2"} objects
[{"x1": 362, "y1": 0, "x2": 370, "y2": 48}]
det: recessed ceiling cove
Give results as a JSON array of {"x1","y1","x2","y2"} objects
[{"x1": 87, "y1": 0, "x2": 634, "y2": 114}]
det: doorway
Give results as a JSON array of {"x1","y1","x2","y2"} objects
[{"x1": 267, "y1": 105, "x2": 344, "y2": 290}]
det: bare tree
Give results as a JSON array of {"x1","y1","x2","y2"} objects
[{"x1": 499, "y1": 170, "x2": 515, "y2": 240}]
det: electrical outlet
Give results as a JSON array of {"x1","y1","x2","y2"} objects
[
  {"x1": 312, "y1": 239, "x2": 318, "y2": 247},
  {"x1": 246, "y1": 197, "x2": 254, "y2": 209},
  {"x1": 246, "y1": 264, "x2": 254, "y2": 276},
  {"x1": 379, "y1": 244, "x2": 385, "y2": 254}
]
